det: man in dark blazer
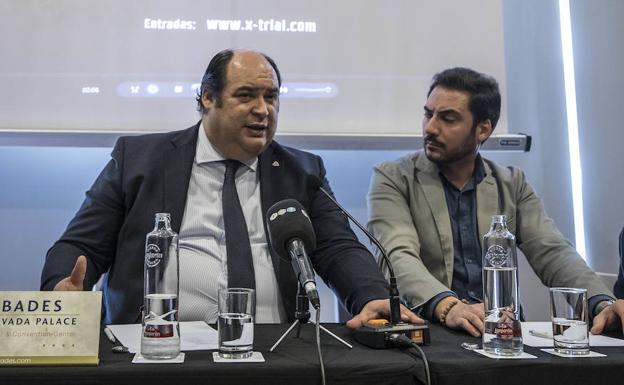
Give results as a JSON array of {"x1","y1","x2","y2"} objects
[
  {"x1": 41, "y1": 49, "x2": 421, "y2": 327},
  {"x1": 615, "y1": 228, "x2": 624, "y2": 299}
]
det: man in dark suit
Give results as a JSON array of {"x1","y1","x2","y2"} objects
[
  {"x1": 615, "y1": 228, "x2": 624, "y2": 299},
  {"x1": 41, "y1": 49, "x2": 421, "y2": 327}
]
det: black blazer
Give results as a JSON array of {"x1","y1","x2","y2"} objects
[
  {"x1": 41, "y1": 123, "x2": 389, "y2": 324},
  {"x1": 615, "y1": 227, "x2": 624, "y2": 299}
]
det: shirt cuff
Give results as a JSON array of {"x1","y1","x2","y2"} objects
[
  {"x1": 422, "y1": 291, "x2": 457, "y2": 322},
  {"x1": 588, "y1": 294, "x2": 616, "y2": 321}
]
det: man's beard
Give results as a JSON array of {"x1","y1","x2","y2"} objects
[{"x1": 424, "y1": 125, "x2": 479, "y2": 165}]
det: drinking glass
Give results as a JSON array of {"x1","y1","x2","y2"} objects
[
  {"x1": 549, "y1": 287, "x2": 589, "y2": 355},
  {"x1": 217, "y1": 288, "x2": 255, "y2": 359}
]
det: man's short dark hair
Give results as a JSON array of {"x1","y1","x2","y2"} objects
[
  {"x1": 196, "y1": 49, "x2": 282, "y2": 113},
  {"x1": 427, "y1": 67, "x2": 501, "y2": 130}
]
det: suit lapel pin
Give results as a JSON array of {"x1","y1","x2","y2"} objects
[{"x1": 272, "y1": 161, "x2": 280, "y2": 167}]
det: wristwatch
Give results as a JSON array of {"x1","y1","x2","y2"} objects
[{"x1": 595, "y1": 299, "x2": 616, "y2": 315}]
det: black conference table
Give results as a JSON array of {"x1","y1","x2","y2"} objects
[{"x1": 2, "y1": 323, "x2": 624, "y2": 385}]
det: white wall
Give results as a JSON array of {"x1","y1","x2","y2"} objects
[{"x1": 572, "y1": 0, "x2": 624, "y2": 274}]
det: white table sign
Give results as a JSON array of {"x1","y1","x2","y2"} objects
[{"x1": 0, "y1": 291, "x2": 102, "y2": 365}]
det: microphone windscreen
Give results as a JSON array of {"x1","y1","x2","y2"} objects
[{"x1": 266, "y1": 199, "x2": 317, "y2": 259}]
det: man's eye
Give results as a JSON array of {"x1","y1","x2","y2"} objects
[{"x1": 237, "y1": 94, "x2": 252, "y2": 101}]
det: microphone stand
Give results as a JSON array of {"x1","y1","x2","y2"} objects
[
  {"x1": 269, "y1": 283, "x2": 352, "y2": 352},
  {"x1": 312, "y1": 183, "x2": 430, "y2": 347},
  {"x1": 317, "y1": 185, "x2": 401, "y2": 324}
]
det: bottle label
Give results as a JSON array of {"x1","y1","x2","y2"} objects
[
  {"x1": 145, "y1": 244, "x2": 163, "y2": 267},
  {"x1": 484, "y1": 320, "x2": 522, "y2": 338},
  {"x1": 485, "y1": 244, "x2": 509, "y2": 267},
  {"x1": 143, "y1": 324, "x2": 174, "y2": 338}
]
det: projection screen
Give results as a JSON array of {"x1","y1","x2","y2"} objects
[{"x1": 0, "y1": 0, "x2": 509, "y2": 142}]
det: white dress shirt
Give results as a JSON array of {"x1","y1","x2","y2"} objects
[{"x1": 177, "y1": 125, "x2": 286, "y2": 323}]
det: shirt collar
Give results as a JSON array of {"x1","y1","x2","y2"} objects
[
  {"x1": 195, "y1": 121, "x2": 258, "y2": 172},
  {"x1": 438, "y1": 153, "x2": 487, "y2": 192}
]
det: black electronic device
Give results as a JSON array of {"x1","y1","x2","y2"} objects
[{"x1": 352, "y1": 320, "x2": 430, "y2": 348}]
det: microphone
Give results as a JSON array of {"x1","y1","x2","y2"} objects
[
  {"x1": 306, "y1": 175, "x2": 429, "y2": 347},
  {"x1": 266, "y1": 199, "x2": 321, "y2": 309}
]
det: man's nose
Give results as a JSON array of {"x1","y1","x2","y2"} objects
[
  {"x1": 251, "y1": 96, "x2": 269, "y2": 117},
  {"x1": 423, "y1": 117, "x2": 438, "y2": 136}
]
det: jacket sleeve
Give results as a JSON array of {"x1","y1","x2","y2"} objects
[
  {"x1": 307, "y1": 156, "x2": 390, "y2": 315},
  {"x1": 40, "y1": 139, "x2": 127, "y2": 291},
  {"x1": 511, "y1": 166, "x2": 613, "y2": 299},
  {"x1": 367, "y1": 162, "x2": 449, "y2": 309}
]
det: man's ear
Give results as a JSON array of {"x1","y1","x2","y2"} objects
[
  {"x1": 477, "y1": 119, "x2": 493, "y2": 144},
  {"x1": 201, "y1": 91, "x2": 215, "y2": 111}
]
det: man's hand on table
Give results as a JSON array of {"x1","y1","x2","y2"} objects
[
  {"x1": 435, "y1": 296, "x2": 485, "y2": 337},
  {"x1": 591, "y1": 299, "x2": 624, "y2": 335},
  {"x1": 346, "y1": 299, "x2": 424, "y2": 329}
]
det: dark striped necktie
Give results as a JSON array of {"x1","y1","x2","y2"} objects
[{"x1": 222, "y1": 160, "x2": 255, "y2": 290}]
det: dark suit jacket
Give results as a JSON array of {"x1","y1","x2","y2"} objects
[
  {"x1": 615, "y1": 228, "x2": 624, "y2": 299},
  {"x1": 41, "y1": 123, "x2": 389, "y2": 324}
]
